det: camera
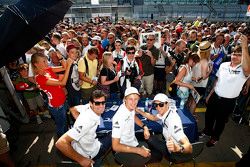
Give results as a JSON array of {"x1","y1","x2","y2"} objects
[{"x1": 141, "y1": 50, "x2": 147, "y2": 54}]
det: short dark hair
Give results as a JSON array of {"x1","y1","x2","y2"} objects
[
  {"x1": 126, "y1": 45, "x2": 135, "y2": 53},
  {"x1": 89, "y1": 90, "x2": 107, "y2": 102}
]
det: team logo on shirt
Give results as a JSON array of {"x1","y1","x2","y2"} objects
[
  {"x1": 75, "y1": 126, "x2": 83, "y2": 133},
  {"x1": 113, "y1": 121, "x2": 120, "y2": 129},
  {"x1": 174, "y1": 125, "x2": 181, "y2": 134}
]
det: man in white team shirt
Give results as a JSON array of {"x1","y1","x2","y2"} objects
[
  {"x1": 202, "y1": 35, "x2": 250, "y2": 147},
  {"x1": 139, "y1": 93, "x2": 192, "y2": 160},
  {"x1": 56, "y1": 90, "x2": 111, "y2": 167},
  {"x1": 112, "y1": 87, "x2": 151, "y2": 167}
]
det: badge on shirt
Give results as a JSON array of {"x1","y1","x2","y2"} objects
[
  {"x1": 113, "y1": 121, "x2": 120, "y2": 129},
  {"x1": 174, "y1": 125, "x2": 181, "y2": 134},
  {"x1": 75, "y1": 126, "x2": 83, "y2": 133}
]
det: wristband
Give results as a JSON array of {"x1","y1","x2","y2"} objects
[{"x1": 142, "y1": 124, "x2": 147, "y2": 129}]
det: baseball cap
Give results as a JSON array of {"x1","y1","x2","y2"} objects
[
  {"x1": 91, "y1": 35, "x2": 101, "y2": 41},
  {"x1": 124, "y1": 87, "x2": 140, "y2": 97},
  {"x1": 153, "y1": 93, "x2": 170, "y2": 103}
]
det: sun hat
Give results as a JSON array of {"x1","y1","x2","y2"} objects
[{"x1": 199, "y1": 41, "x2": 211, "y2": 52}]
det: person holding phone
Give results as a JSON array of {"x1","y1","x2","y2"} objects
[
  {"x1": 31, "y1": 52, "x2": 73, "y2": 137},
  {"x1": 200, "y1": 35, "x2": 250, "y2": 147}
]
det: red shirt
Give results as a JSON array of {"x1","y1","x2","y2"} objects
[{"x1": 35, "y1": 68, "x2": 66, "y2": 107}]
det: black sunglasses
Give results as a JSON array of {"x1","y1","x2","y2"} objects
[
  {"x1": 153, "y1": 102, "x2": 165, "y2": 108},
  {"x1": 93, "y1": 101, "x2": 106, "y2": 106},
  {"x1": 127, "y1": 51, "x2": 135, "y2": 54}
]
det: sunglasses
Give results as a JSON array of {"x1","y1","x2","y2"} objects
[
  {"x1": 232, "y1": 52, "x2": 242, "y2": 56},
  {"x1": 147, "y1": 38, "x2": 155, "y2": 41},
  {"x1": 127, "y1": 51, "x2": 135, "y2": 54},
  {"x1": 153, "y1": 102, "x2": 165, "y2": 108},
  {"x1": 93, "y1": 101, "x2": 106, "y2": 106}
]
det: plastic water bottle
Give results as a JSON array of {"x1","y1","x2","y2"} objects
[
  {"x1": 145, "y1": 98, "x2": 149, "y2": 112},
  {"x1": 179, "y1": 99, "x2": 185, "y2": 110}
]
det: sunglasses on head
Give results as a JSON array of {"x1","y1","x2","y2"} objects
[
  {"x1": 93, "y1": 101, "x2": 106, "y2": 106},
  {"x1": 153, "y1": 102, "x2": 165, "y2": 108}
]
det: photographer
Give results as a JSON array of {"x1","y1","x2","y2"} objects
[
  {"x1": 116, "y1": 45, "x2": 144, "y2": 97},
  {"x1": 165, "y1": 39, "x2": 187, "y2": 97}
]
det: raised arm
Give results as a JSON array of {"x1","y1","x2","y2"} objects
[
  {"x1": 240, "y1": 35, "x2": 250, "y2": 76},
  {"x1": 46, "y1": 58, "x2": 73, "y2": 86}
]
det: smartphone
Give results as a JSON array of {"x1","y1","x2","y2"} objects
[{"x1": 141, "y1": 49, "x2": 147, "y2": 54}]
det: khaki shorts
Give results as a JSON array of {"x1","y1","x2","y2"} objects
[
  {"x1": 26, "y1": 95, "x2": 44, "y2": 111},
  {"x1": 0, "y1": 133, "x2": 9, "y2": 155}
]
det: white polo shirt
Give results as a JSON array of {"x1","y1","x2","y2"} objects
[
  {"x1": 112, "y1": 103, "x2": 139, "y2": 147},
  {"x1": 215, "y1": 62, "x2": 249, "y2": 98},
  {"x1": 159, "y1": 106, "x2": 186, "y2": 144},
  {"x1": 66, "y1": 105, "x2": 101, "y2": 159}
]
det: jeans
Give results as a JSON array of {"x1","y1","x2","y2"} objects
[{"x1": 48, "y1": 102, "x2": 68, "y2": 137}]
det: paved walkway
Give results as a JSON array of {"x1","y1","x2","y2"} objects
[{"x1": 10, "y1": 111, "x2": 250, "y2": 167}]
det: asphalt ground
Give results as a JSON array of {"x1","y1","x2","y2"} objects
[{"x1": 8, "y1": 108, "x2": 250, "y2": 167}]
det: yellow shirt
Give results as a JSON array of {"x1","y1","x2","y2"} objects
[{"x1": 78, "y1": 55, "x2": 98, "y2": 89}]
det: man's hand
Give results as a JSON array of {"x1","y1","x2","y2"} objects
[
  {"x1": 78, "y1": 157, "x2": 94, "y2": 167},
  {"x1": 166, "y1": 137, "x2": 179, "y2": 153},
  {"x1": 92, "y1": 80, "x2": 98, "y2": 86},
  {"x1": 66, "y1": 58, "x2": 74, "y2": 67},
  {"x1": 137, "y1": 146, "x2": 151, "y2": 157}
]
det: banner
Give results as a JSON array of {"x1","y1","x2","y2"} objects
[
  {"x1": 139, "y1": 31, "x2": 161, "y2": 48},
  {"x1": 91, "y1": 0, "x2": 99, "y2": 5}
]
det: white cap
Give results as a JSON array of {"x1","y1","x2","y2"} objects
[
  {"x1": 153, "y1": 93, "x2": 170, "y2": 103},
  {"x1": 91, "y1": 36, "x2": 101, "y2": 41},
  {"x1": 124, "y1": 87, "x2": 140, "y2": 97}
]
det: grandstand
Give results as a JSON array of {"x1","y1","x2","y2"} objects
[
  {"x1": 69, "y1": 0, "x2": 249, "y2": 22},
  {"x1": 0, "y1": 0, "x2": 249, "y2": 22}
]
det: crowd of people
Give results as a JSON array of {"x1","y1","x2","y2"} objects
[{"x1": 2, "y1": 17, "x2": 250, "y2": 166}]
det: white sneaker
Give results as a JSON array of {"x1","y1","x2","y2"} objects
[{"x1": 36, "y1": 115, "x2": 43, "y2": 124}]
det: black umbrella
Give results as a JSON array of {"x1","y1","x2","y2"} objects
[{"x1": 0, "y1": 0, "x2": 73, "y2": 67}]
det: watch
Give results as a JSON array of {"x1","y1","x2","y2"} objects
[
  {"x1": 142, "y1": 124, "x2": 147, "y2": 129},
  {"x1": 179, "y1": 144, "x2": 184, "y2": 153}
]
